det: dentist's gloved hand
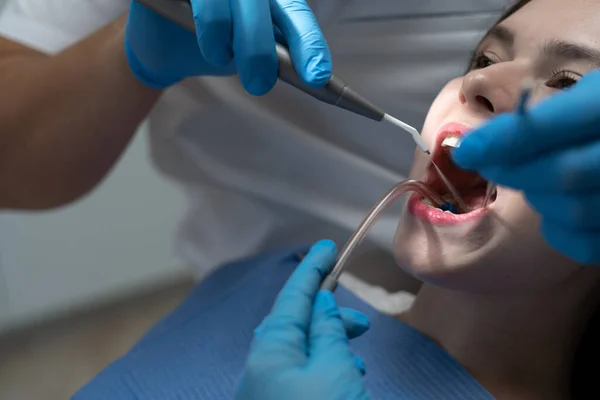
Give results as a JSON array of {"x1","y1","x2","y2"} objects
[
  {"x1": 452, "y1": 70, "x2": 600, "y2": 264},
  {"x1": 125, "y1": 0, "x2": 331, "y2": 95},
  {"x1": 235, "y1": 240, "x2": 370, "y2": 400}
]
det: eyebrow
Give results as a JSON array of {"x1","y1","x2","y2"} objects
[
  {"x1": 543, "y1": 40, "x2": 600, "y2": 67},
  {"x1": 477, "y1": 25, "x2": 600, "y2": 68},
  {"x1": 482, "y1": 25, "x2": 515, "y2": 47}
]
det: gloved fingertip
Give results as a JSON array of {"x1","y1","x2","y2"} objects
[
  {"x1": 352, "y1": 314, "x2": 370, "y2": 334},
  {"x1": 450, "y1": 135, "x2": 487, "y2": 169},
  {"x1": 310, "y1": 239, "x2": 337, "y2": 255},
  {"x1": 243, "y1": 75, "x2": 277, "y2": 96},
  {"x1": 238, "y1": 51, "x2": 278, "y2": 96},
  {"x1": 353, "y1": 355, "x2": 366, "y2": 376},
  {"x1": 340, "y1": 308, "x2": 370, "y2": 336}
]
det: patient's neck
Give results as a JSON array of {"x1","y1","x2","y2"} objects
[{"x1": 402, "y1": 275, "x2": 599, "y2": 400}]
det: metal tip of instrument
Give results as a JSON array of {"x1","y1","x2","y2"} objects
[
  {"x1": 482, "y1": 183, "x2": 496, "y2": 208},
  {"x1": 382, "y1": 114, "x2": 466, "y2": 211},
  {"x1": 383, "y1": 113, "x2": 430, "y2": 154},
  {"x1": 431, "y1": 161, "x2": 468, "y2": 213},
  {"x1": 517, "y1": 78, "x2": 534, "y2": 115}
]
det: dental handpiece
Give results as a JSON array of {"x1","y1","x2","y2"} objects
[
  {"x1": 134, "y1": 0, "x2": 430, "y2": 153},
  {"x1": 319, "y1": 180, "x2": 444, "y2": 292}
]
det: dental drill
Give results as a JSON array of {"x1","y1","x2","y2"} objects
[
  {"x1": 136, "y1": 0, "x2": 466, "y2": 210},
  {"x1": 134, "y1": 0, "x2": 430, "y2": 153}
]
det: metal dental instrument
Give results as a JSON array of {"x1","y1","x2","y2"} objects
[
  {"x1": 319, "y1": 180, "x2": 445, "y2": 291},
  {"x1": 431, "y1": 161, "x2": 468, "y2": 213},
  {"x1": 135, "y1": 0, "x2": 430, "y2": 154},
  {"x1": 480, "y1": 177, "x2": 496, "y2": 208}
]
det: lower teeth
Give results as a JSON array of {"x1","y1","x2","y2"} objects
[
  {"x1": 421, "y1": 198, "x2": 458, "y2": 213},
  {"x1": 439, "y1": 202, "x2": 457, "y2": 213}
]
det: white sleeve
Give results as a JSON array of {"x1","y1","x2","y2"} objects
[{"x1": 0, "y1": 0, "x2": 129, "y2": 54}]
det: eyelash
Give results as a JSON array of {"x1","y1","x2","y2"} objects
[
  {"x1": 468, "y1": 51, "x2": 580, "y2": 90},
  {"x1": 469, "y1": 51, "x2": 494, "y2": 70},
  {"x1": 547, "y1": 69, "x2": 579, "y2": 90}
]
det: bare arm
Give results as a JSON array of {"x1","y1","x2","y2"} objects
[{"x1": 0, "y1": 16, "x2": 162, "y2": 210}]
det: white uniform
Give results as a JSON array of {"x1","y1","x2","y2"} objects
[{"x1": 0, "y1": 1, "x2": 511, "y2": 291}]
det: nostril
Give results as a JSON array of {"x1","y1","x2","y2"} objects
[{"x1": 476, "y1": 95, "x2": 495, "y2": 113}]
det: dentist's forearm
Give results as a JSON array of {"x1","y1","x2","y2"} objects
[{"x1": 0, "y1": 16, "x2": 162, "y2": 210}]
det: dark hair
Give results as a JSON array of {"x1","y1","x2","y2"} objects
[
  {"x1": 498, "y1": 0, "x2": 532, "y2": 23},
  {"x1": 489, "y1": 1, "x2": 599, "y2": 399}
]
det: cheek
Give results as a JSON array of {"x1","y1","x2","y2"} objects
[{"x1": 470, "y1": 191, "x2": 579, "y2": 290}]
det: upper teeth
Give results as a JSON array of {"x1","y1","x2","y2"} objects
[{"x1": 441, "y1": 136, "x2": 461, "y2": 148}]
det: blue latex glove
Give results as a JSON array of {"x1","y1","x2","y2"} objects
[
  {"x1": 125, "y1": 0, "x2": 332, "y2": 95},
  {"x1": 452, "y1": 70, "x2": 600, "y2": 264},
  {"x1": 235, "y1": 240, "x2": 370, "y2": 400},
  {"x1": 72, "y1": 244, "x2": 369, "y2": 400}
]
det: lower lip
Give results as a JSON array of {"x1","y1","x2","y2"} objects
[{"x1": 408, "y1": 193, "x2": 488, "y2": 225}]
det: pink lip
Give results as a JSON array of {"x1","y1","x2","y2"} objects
[{"x1": 408, "y1": 193, "x2": 488, "y2": 226}]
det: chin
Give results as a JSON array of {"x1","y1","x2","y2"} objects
[{"x1": 393, "y1": 207, "x2": 507, "y2": 290}]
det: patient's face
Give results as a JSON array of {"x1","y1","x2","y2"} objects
[{"x1": 394, "y1": 0, "x2": 600, "y2": 292}]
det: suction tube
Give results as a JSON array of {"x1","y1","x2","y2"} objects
[{"x1": 319, "y1": 180, "x2": 444, "y2": 292}]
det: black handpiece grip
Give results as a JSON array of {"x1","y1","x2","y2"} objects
[{"x1": 134, "y1": 0, "x2": 385, "y2": 121}]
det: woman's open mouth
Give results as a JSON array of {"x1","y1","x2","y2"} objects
[{"x1": 408, "y1": 122, "x2": 498, "y2": 226}]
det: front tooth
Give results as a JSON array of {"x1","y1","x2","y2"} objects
[{"x1": 441, "y1": 136, "x2": 462, "y2": 148}]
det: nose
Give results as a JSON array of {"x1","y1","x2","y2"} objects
[{"x1": 459, "y1": 68, "x2": 518, "y2": 116}]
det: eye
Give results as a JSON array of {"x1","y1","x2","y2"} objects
[
  {"x1": 547, "y1": 70, "x2": 580, "y2": 90},
  {"x1": 470, "y1": 51, "x2": 495, "y2": 70}
]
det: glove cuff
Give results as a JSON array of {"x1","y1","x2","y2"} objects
[{"x1": 124, "y1": 36, "x2": 182, "y2": 90}]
